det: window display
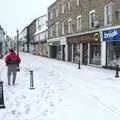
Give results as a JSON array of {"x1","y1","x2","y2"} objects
[
  {"x1": 90, "y1": 43, "x2": 101, "y2": 65},
  {"x1": 106, "y1": 41, "x2": 120, "y2": 66}
]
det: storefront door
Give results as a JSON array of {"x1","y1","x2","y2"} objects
[{"x1": 82, "y1": 43, "x2": 88, "y2": 65}]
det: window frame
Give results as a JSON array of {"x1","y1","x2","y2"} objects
[
  {"x1": 68, "y1": 19, "x2": 72, "y2": 33},
  {"x1": 89, "y1": 10, "x2": 96, "y2": 28},
  {"x1": 104, "y1": 2, "x2": 112, "y2": 26},
  {"x1": 77, "y1": 15, "x2": 82, "y2": 32}
]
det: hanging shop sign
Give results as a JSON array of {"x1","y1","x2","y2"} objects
[{"x1": 103, "y1": 28, "x2": 120, "y2": 41}]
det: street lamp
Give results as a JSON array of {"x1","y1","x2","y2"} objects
[{"x1": 17, "y1": 29, "x2": 19, "y2": 56}]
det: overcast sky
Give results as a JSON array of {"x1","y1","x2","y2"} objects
[{"x1": 0, "y1": 0, "x2": 55, "y2": 36}]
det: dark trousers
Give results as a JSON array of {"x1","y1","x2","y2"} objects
[{"x1": 7, "y1": 65, "x2": 17, "y2": 85}]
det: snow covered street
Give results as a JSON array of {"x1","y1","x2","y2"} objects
[{"x1": 0, "y1": 52, "x2": 120, "y2": 120}]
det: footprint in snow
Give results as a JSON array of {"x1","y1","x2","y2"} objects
[{"x1": 43, "y1": 110, "x2": 48, "y2": 116}]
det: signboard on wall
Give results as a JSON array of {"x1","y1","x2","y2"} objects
[
  {"x1": 103, "y1": 28, "x2": 120, "y2": 41},
  {"x1": 67, "y1": 32, "x2": 100, "y2": 44}
]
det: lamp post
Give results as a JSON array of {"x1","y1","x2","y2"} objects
[{"x1": 17, "y1": 29, "x2": 19, "y2": 56}]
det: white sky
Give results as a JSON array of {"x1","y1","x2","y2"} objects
[
  {"x1": 0, "y1": 0, "x2": 55, "y2": 36},
  {"x1": 0, "y1": 53, "x2": 120, "y2": 119}
]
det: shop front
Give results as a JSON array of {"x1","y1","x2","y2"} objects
[
  {"x1": 48, "y1": 41, "x2": 61, "y2": 59},
  {"x1": 102, "y1": 27, "x2": 120, "y2": 68},
  {"x1": 67, "y1": 32, "x2": 101, "y2": 65},
  {"x1": 48, "y1": 37, "x2": 67, "y2": 61}
]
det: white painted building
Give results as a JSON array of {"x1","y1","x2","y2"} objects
[
  {"x1": 19, "y1": 27, "x2": 27, "y2": 52},
  {"x1": 34, "y1": 14, "x2": 48, "y2": 56}
]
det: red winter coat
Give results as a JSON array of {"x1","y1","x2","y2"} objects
[{"x1": 5, "y1": 52, "x2": 21, "y2": 65}]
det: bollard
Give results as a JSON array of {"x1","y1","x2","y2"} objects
[
  {"x1": 78, "y1": 60, "x2": 80, "y2": 69},
  {"x1": 0, "y1": 81, "x2": 5, "y2": 108},
  {"x1": 29, "y1": 70, "x2": 35, "y2": 89},
  {"x1": 115, "y1": 65, "x2": 119, "y2": 78}
]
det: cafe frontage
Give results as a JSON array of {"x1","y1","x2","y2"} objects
[{"x1": 67, "y1": 31, "x2": 101, "y2": 66}]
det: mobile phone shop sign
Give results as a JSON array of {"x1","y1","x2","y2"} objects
[{"x1": 103, "y1": 28, "x2": 120, "y2": 41}]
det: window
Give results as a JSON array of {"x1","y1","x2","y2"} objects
[
  {"x1": 104, "y1": 2, "x2": 112, "y2": 25},
  {"x1": 62, "y1": 22, "x2": 64, "y2": 35},
  {"x1": 90, "y1": 43, "x2": 101, "y2": 65},
  {"x1": 50, "y1": 11, "x2": 53, "y2": 19},
  {"x1": 56, "y1": 9, "x2": 58, "y2": 17},
  {"x1": 106, "y1": 41, "x2": 120, "y2": 67},
  {"x1": 62, "y1": 4, "x2": 64, "y2": 13},
  {"x1": 56, "y1": 22, "x2": 59, "y2": 36},
  {"x1": 89, "y1": 10, "x2": 96, "y2": 28},
  {"x1": 68, "y1": 1, "x2": 71, "y2": 11},
  {"x1": 50, "y1": 27, "x2": 53, "y2": 37},
  {"x1": 77, "y1": 15, "x2": 82, "y2": 32},
  {"x1": 77, "y1": 0, "x2": 80, "y2": 6},
  {"x1": 68, "y1": 19, "x2": 72, "y2": 33}
]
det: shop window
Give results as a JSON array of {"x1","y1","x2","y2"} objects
[
  {"x1": 90, "y1": 43, "x2": 101, "y2": 65},
  {"x1": 73, "y1": 44, "x2": 80, "y2": 63},
  {"x1": 107, "y1": 41, "x2": 120, "y2": 67}
]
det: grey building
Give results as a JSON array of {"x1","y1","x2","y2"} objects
[{"x1": 27, "y1": 19, "x2": 36, "y2": 53}]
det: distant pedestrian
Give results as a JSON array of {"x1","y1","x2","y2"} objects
[{"x1": 5, "y1": 48, "x2": 21, "y2": 85}]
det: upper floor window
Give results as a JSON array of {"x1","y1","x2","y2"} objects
[
  {"x1": 50, "y1": 27, "x2": 53, "y2": 38},
  {"x1": 56, "y1": 9, "x2": 58, "y2": 17},
  {"x1": 77, "y1": 0, "x2": 80, "y2": 6},
  {"x1": 62, "y1": 22, "x2": 65, "y2": 35},
  {"x1": 56, "y1": 22, "x2": 59, "y2": 36},
  {"x1": 68, "y1": 19, "x2": 72, "y2": 33},
  {"x1": 68, "y1": 1, "x2": 71, "y2": 11},
  {"x1": 104, "y1": 2, "x2": 112, "y2": 26},
  {"x1": 89, "y1": 10, "x2": 96, "y2": 28},
  {"x1": 62, "y1": 4, "x2": 65, "y2": 13},
  {"x1": 50, "y1": 11, "x2": 53, "y2": 20},
  {"x1": 77, "y1": 15, "x2": 82, "y2": 32}
]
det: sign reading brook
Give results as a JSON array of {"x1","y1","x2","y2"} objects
[
  {"x1": 0, "y1": 81, "x2": 5, "y2": 108},
  {"x1": 103, "y1": 27, "x2": 120, "y2": 41}
]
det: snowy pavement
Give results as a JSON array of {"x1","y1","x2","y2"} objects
[{"x1": 0, "y1": 52, "x2": 120, "y2": 120}]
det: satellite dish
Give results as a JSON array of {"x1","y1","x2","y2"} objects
[{"x1": 94, "y1": 20, "x2": 100, "y2": 28}]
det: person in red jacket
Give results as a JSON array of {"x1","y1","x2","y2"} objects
[{"x1": 5, "y1": 48, "x2": 21, "y2": 85}]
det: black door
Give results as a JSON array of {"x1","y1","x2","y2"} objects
[{"x1": 82, "y1": 43, "x2": 88, "y2": 65}]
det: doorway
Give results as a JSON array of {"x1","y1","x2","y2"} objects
[{"x1": 82, "y1": 43, "x2": 88, "y2": 65}]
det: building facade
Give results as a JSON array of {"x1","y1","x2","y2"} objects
[
  {"x1": 0, "y1": 25, "x2": 5, "y2": 58},
  {"x1": 48, "y1": 0, "x2": 120, "y2": 68},
  {"x1": 19, "y1": 27, "x2": 27, "y2": 52},
  {"x1": 48, "y1": 0, "x2": 67, "y2": 61},
  {"x1": 27, "y1": 19, "x2": 36, "y2": 53},
  {"x1": 34, "y1": 14, "x2": 48, "y2": 57}
]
